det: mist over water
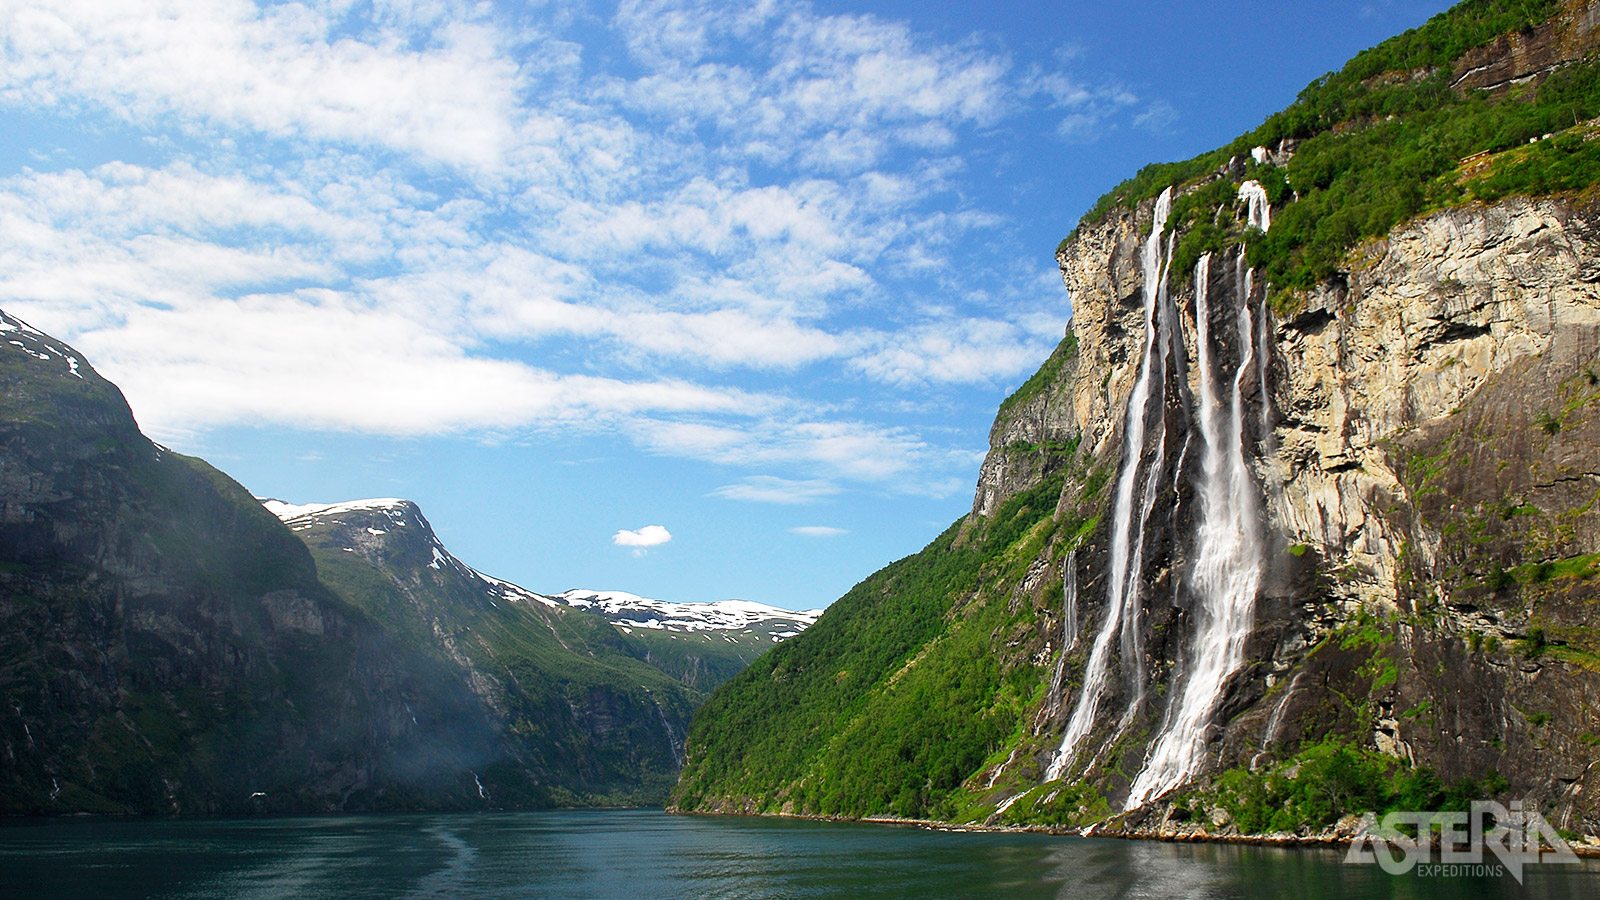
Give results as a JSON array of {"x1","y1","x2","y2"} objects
[{"x1": 2, "y1": 810, "x2": 1592, "y2": 899}]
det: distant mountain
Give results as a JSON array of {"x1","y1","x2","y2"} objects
[
  {"x1": 261, "y1": 497, "x2": 702, "y2": 804},
  {"x1": 263, "y1": 501, "x2": 820, "y2": 697},
  {"x1": 551, "y1": 590, "x2": 822, "y2": 691}
]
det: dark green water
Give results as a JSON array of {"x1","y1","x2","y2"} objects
[{"x1": 2, "y1": 809, "x2": 1595, "y2": 899}]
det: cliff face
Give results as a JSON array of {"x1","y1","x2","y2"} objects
[
  {"x1": 970, "y1": 335, "x2": 1083, "y2": 518},
  {"x1": 1029, "y1": 189, "x2": 1600, "y2": 834},
  {"x1": 1451, "y1": 0, "x2": 1600, "y2": 93},
  {"x1": 0, "y1": 312, "x2": 496, "y2": 814}
]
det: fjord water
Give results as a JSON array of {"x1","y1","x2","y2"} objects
[{"x1": 3, "y1": 810, "x2": 1593, "y2": 900}]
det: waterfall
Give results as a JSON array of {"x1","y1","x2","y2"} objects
[
  {"x1": 1038, "y1": 551, "x2": 1077, "y2": 729},
  {"x1": 1063, "y1": 550, "x2": 1079, "y2": 655},
  {"x1": 1261, "y1": 670, "x2": 1305, "y2": 750},
  {"x1": 1254, "y1": 271, "x2": 1272, "y2": 437},
  {"x1": 1239, "y1": 179, "x2": 1270, "y2": 232},
  {"x1": 1125, "y1": 185, "x2": 1270, "y2": 808},
  {"x1": 1045, "y1": 188, "x2": 1174, "y2": 782},
  {"x1": 1239, "y1": 180, "x2": 1274, "y2": 436}
]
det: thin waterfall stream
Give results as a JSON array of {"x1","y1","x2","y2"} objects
[{"x1": 1045, "y1": 188, "x2": 1175, "y2": 782}]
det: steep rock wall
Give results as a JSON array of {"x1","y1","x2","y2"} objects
[{"x1": 971, "y1": 190, "x2": 1600, "y2": 834}]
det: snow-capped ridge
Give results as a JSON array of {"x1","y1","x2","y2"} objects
[
  {"x1": 1, "y1": 309, "x2": 86, "y2": 380},
  {"x1": 261, "y1": 497, "x2": 413, "y2": 522},
  {"x1": 553, "y1": 588, "x2": 822, "y2": 636}
]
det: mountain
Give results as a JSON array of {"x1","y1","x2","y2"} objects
[
  {"x1": 550, "y1": 590, "x2": 822, "y2": 691},
  {"x1": 0, "y1": 311, "x2": 497, "y2": 814},
  {"x1": 0, "y1": 310, "x2": 801, "y2": 815},
  {"x1": 673, "y1": 0, "x2": 1600, "y2": 845},
  {"x1": 261, "y1": 499, "x2": 703, "y2": 805}
]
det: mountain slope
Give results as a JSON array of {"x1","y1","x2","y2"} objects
[
  {"x1": 0, "y1": 312, "x2": 496, "y2": 814},
  {"x1": 264, "y1": 499, "x2": 699, "y2": 805},
  {"x1": 674, "y1": 0, "x2": 1600, "y2": 843}
]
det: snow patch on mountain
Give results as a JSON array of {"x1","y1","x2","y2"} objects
[
  {"x1": 476, "y1": 573, "x2": 562, "y2": 609},
  {"x1": 553, "y1": 589, "x2": 822, "y2": 636},
  {"x1": 2, "y1": 309, "x2": 86, "y2": 380},
  {"x1": 262, "y1": 498, "x2": 412, "y2": 522}
]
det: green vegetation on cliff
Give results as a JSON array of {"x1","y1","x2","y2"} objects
[{"x1": 1068, "y1": 0, "x2": 1600, "y2": 304}]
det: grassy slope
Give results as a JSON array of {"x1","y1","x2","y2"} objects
[
  {"x1": 618, "y1": 628, "x2": 767, "y2": 693},
  {"x1": 672, "y1": 469, "x2": 1085, "y2": 818}
]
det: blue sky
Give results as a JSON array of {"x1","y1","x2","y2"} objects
[{"x1": 1, "y1": 0, "x2": 1454, "y2": 610}]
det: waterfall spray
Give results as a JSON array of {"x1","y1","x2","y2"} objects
[{"x1": 1045, "y1": 189, "x2": 1174, "y2": 782}]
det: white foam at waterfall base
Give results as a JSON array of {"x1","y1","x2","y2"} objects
[
  {"x1": 1126, "y1": 241, "x2": 1267, "y2": 809},
  {"x1": 1045, "y1": 187, "x2": 1174, "y2": 782}
]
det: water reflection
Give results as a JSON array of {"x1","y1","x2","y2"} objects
[{"x1": 0, "y1": 810, "x2": 1593, "y2": 899}]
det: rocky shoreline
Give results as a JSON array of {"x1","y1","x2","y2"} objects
[{"x1": 673, "y1": 807, "x2": 1600, "y2": 858}]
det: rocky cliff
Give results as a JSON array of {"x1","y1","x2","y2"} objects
[
  {"x1": 0, "y1": 312, "x2": 496, "y2": 814},
  {"x1": 1023, "y1": 188, "x2": 1600, "y2": 837},
  {"x1": 674, "y1": 0, "x2": 1600, "y2": 844}
]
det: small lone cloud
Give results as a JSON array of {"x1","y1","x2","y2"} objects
[
  {"x1": 789, "y1": 526, "x2": 848, "y2": 538},
  {"x1": 1133, "y1": 99, "x2": 1178, "y2": 135},
  {"x1": 613, "y1": 524, "x2": 672, "y2": 555}
]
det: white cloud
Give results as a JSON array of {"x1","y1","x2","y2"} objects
[
  {"x1": 613, "y1": 524, "x2": 672, "y2": 554},
  {"x1": 789, "y1": 525, "x2": 847, "y2": 537},
  {"x1": 852, "y1": 317, "x2": 1060, "y2": 385},
  {"x1": 1133, "y1": 100, "x2": 1179, "y2": 135},
  {"x1": 0, "y1": 0, "x2": 1133, "y2": 500},
  {"x1": 612, "y1": 0, "x2": 1009, "y2": 172},
  {"x1": 0, "y1": 0, "x2": 528, "y2": 172},
  {"x1": 711, "y1": 476, "x2": 840, "y2": 504}
]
